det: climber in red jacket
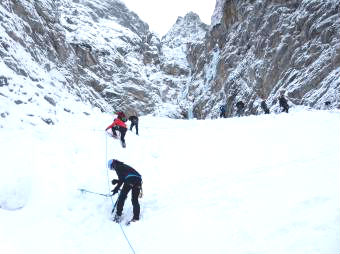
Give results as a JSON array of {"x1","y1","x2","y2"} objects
[{"x1": 105, "y1": 112, "x2": 128, "y2": 148}]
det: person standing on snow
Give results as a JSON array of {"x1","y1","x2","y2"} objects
[
  {"x1": 105, "y1": 112, "x2": 128, "y2": 148},
  {"x1": 260, "y1": 100, "x2": 270, "y2": 114},
  {"x1": 108, "y1": 159, "x2": 142, "y2": 223},
  {"x1": 128, "y1": 115, "x2": 139, "y2": 135},
  {"x1": 278, "y1": 91, "x2": 289, "y2": 113},
  {"x1": 219, "y1": 104, "x2": 226, "y2": 118},
  {"x1": 235, "y1": 101, "x2": 245, "y2": 117}
]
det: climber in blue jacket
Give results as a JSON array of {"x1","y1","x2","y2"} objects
[{"x1": 108, "y1": 159, "x2": 142, "y2": 223}]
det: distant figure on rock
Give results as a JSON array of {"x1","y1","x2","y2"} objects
[
  {"x1": 235, "y1": 101, "x2": 245, "y2": 117},
  {"x1": 260, "y1": 100, "x2": 270, "y2": 114},
  {"x1": 108, "y1": 159, "x2": 142, "y2": 223},
  {"x1": 105, "y1": 112, "x2": 128, "y2": 148},
  {"x1": 278, "y1": 91, "x2": 289, "y2": 113},
  {"x1": 129, "y1": 115, "x2": 139, "y2": 135},
  {"x1": 219, "y1": 104, "x2": 226, "y2": 118}
]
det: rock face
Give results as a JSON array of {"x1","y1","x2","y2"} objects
[
  {"x1": 157, "y1": 12, "x2": 209, "y2": 117},
  {"x1": 0, "y1": 0, "x2": 339, "y2": 124},
  {"x1": 188, "y1": 0, "x2": 340, "y2": 118},
  {"x1": 0, "y1": 0, "x2": 208, "y2": 120},
  {"x1": 59, "y1": 0, "x2": 162, "y2": 116}
]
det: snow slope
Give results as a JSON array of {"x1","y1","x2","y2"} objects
[{"x1": 0, "y1": 106, "x2": 339, "y2": 253}]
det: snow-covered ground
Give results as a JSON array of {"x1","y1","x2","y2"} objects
[{"x1": 0, "y1": 106, "x2": 339, "y2": 253}]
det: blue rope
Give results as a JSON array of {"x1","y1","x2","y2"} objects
[
  {"x1": 119, "y1": 223, "x2": 136, "y2": 254},
  {"x1": 105, "y1": 132, "x2": 136, "y2": 254}
]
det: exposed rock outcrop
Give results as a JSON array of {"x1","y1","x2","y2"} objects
[
  {"x1": 0, "y1": 0, "x2": 339, "y2": 124},
  {"x1": 187, "y1": 0, "x2": 340, "y2": 118}
]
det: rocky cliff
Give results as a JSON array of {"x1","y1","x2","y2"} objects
[
  {"x1": 187, "y1": 0, "x2": 340, "y2": 118},
  {"x1": 1, "y1": 0, "x2": 339, "y2": 126},
  {"x1": 1, "y1": 0, "x2": 208, "y2": 123}
]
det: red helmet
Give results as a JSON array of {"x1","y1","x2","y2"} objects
[{"x1": 117, "y1": 112, "x2": 126, "y2": 118}]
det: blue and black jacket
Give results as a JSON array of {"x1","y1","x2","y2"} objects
[{"x1": 111, "y1": 159, "x2": 142, "y2": 189}]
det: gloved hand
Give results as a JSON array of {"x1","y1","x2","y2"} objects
[
  {"x1": 111, "y1": 187, "x2": 119, "y2": 195},
  {"x1": 112, "y1": 179, "x2": 119, "y2": 185}
]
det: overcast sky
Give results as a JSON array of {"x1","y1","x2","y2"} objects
[{"x1": 122, "y1": 0, "x2": 216, "y2": 37}]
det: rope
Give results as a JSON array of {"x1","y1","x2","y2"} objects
[
  {"x1": 105, "y1": 132, "x2": 136, "y2": 254},
  {"x1": 119, "y1": 223, "x2": 136, "y2": 254},
  {"x1": 79, "y1": 188, "x2": 112, "y2": 197}
]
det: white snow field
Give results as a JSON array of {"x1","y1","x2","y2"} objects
[{"x1": 0, "y1": 106, "x2": 339, "y2": 253}]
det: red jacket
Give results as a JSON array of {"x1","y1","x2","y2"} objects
[{"x1": 106, "y1": 118, "x2": 127, "y2": 130}]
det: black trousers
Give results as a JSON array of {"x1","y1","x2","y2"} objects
[
  {"x1": 112, "y1": 126, "x2": 127, "y2": 143},
  {"x1": 281, "y1": 105, "x2": 289, "y2": 113},
  {"x1": 116, "y1": 177, "x2": 142, "y2": 219},
  {"x1": 130, "y1": 121, "x2": 139, "y2": 135},
  {"x1": 236, "y1": 108, "x2": 244, "y2": 117}
]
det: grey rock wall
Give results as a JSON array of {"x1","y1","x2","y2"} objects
[
  {"x1": 188, "y1": 0, "x2": 340, "y2": 118},
  {"x1": 1, "y1": 0, "x2": 339, "y2": 121}
]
